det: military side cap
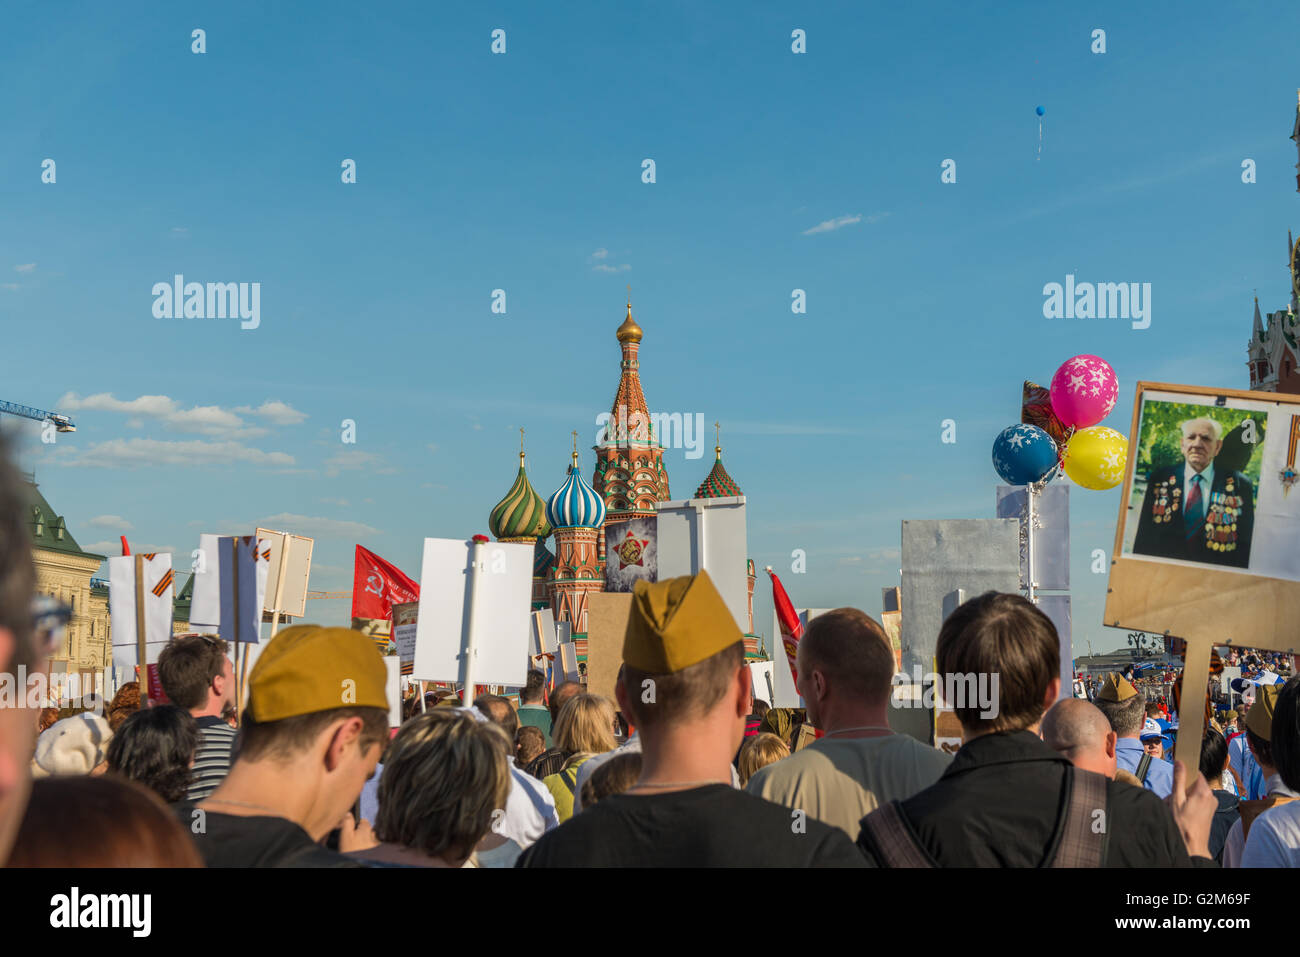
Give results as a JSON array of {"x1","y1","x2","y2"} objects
[
  {"x1": 248, "y1": 624, "x2": 388, "y2": 722},
  {"x1": 623, "y1": 570, "x2": 742, "y2": 674},
  {"x1": 1245, "y1": 684, "x2": 1280, "y2": 741},
  {"x1": 1097, "y1": 671, "x2": 1139, "y2": 702}
]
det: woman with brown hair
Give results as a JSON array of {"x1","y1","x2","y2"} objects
[
  {"x1": 348, "y1": 709, "x2": 513, "y2": 868},
  {"x1": 6, "y1": 775, "x2": 202, "y2": 867},
  {"x1": 542, "y1": 694, "x2": 617, "y2": 821}
]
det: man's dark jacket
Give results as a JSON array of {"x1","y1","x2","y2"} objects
[
  {"x1": 1132, "y1": 463, "x2": 1254, "y2": 568},
  {"x1": 855, "y1": 731, "x2": 1215, "y2": 867}
]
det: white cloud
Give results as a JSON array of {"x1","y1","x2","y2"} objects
[
  {"x1": 802, "y1": 214, "x2": 863, "y2": 235},
  {"x1": 14, "y1": 264, "x2": 36, "y2": 273},
  {"x1": 171, "y1": 227, "x2": 189, "y2": 237},
  {"x1": 256, "y1": 513, "x2": 380, "y2": 539},
  {"x1": 235, "y1": 400, "x2": 308, "y2": 426},
  {"x1": 593, "y1": 263, "x2": 631, "y2": 273},
  {"x1": 1, "y1": 284, "x2": 20, "y2": 291},
  {"x1": 590, "y1": 248, "x2": 609, "y2": 260},
  {"x1": 55, "y1": 392, "x2": 306, "y2": 438},
  {"x1": 87, "y1": 515, "x2": 133, "y2": 530},
  {"x1": 51, "y1": 437, "x2": 295, "y2": 469},
  {"x1": 319, "y1": 497, "x2": 350, "y2": 507}
]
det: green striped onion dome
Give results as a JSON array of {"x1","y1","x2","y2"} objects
[{"x1": 489, "y1": 453, "x2": 553, "y2": 541}]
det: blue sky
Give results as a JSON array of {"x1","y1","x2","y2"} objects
[{"x1": 2, "y1": 1, "x2": 1297, "y2": 656}]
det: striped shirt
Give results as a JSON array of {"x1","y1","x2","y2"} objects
[{"x1": 187, "y1": 716, "x2": 237, "y2": 800}]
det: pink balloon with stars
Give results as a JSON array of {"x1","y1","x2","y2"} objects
[{"x1": 1048, "y1": 354, "x2": 1118, "y2": 430}]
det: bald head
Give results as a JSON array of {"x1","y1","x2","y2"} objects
[
  {"x1": 550, "y1": 681, "x2": 582, "y2": 725},
  {"x1": 1041, "y1": 698, "x2": 1118, "y2": 779}
]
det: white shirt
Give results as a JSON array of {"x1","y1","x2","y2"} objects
[
  {"x1": 1240, "y1": 798, "x2": 1300, "y2": 867},
  {"x1": 502, "y1": 764, "x2": 559, "y2": 848},
  {"x1": 1225, "y1": 774, "x2": 1300, "y2": 868}
]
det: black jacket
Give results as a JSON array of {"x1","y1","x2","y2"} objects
[
  {"x1": 856, "y1": 730, "x2": 1214, "y2": 867},
  {"x1": 1132, "y1": 463, "x2": 1254, "y2": 568}
]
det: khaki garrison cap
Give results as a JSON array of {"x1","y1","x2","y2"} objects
[
  {"x1": 1096, "y1": 672, "x2": 1140, "y2": 702},
  {"x1": 248, "y1": 624, "x2": 388, "y2": 722},
  {"x1": 1245, "y1": 684, "x2": 1281, "y2": 741},
  {"x1": 623, "y1": 570, "x2": 742, "y2": 674}
]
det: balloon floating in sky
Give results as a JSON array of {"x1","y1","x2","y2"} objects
[
  {"x1": 1063, "y1": 426, "x2": 1128, "y2": 491},
  {"x1": 1049, "y1": 354, "x2": 1118, "y2": 430},
  {"x1": 992, "y1": 424, "x2": 1059, "y2": 486},
  {"x1": 1036, "y1": 106, "x2": 1046, "y2": 158},
  {"x1": 1035, "y1": 105, "x2": 1045, "y2": 116}
]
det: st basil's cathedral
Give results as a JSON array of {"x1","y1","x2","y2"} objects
[{"x1": 487, "y1": 299, "x2": 762, "y2": 669}]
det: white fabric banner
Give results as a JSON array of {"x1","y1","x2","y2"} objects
[{"x1": 109, "y1": 553, "x2": 175, "y2": 673}]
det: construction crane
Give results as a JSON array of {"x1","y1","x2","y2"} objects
[{"x1": 0, "y1": 400, "x2": 75, "y2": 432}]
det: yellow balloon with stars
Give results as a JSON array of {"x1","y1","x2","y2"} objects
[{"x1": 1063, "y1": 426, "x2": 1128, "y2": 490}]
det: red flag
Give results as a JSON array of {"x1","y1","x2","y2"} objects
[
  {"x1": 120, "y1": 535, "x2": 131, "y2": 556},
  {"x1": 767, "y1": 566, "x2": 803, "y2": 689},
  {"x1": 352, "y1": 546, "x2": 419, "y2": 621}
]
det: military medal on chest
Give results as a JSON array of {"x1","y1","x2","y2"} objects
[
  {"x1": 1154, "y1": 475, "x2": 1179, "y2": 523},
  {"x1": 1282, "y1": 414, "x2": 1300, "y2": 498}
]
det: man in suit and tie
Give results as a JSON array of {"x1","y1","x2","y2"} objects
[{"x1": 1132, "y1": 417, "x2": 1254, "y2": 568}]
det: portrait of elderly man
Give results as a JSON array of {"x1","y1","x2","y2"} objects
[{"x1": 1132, "y1": 416, "x2": 1254, "y2": 568}]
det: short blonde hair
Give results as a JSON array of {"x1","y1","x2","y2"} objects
[
  {"x1": 738, "y1": 732, "x2": 790, "y2": 786},
  {"x1": 375, "y1": 711, "x2": 511, "y2": 862},
  {"x1": 552, "y1": 694, "x2": 617, "y2": 755}
]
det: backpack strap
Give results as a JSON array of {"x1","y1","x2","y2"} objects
[
  {"x1": 1136, "y1": 753, "x2": 1153, "y2": 785},
  {"x1": 859, "y1": 802, "x2": 935, "y2": 868},
  {"x1": 558, "y1": 766, "x2": 578, "y2": 795},
  {"x1": 1049, "y1": 766, "x2": 1109, "y2": 868}
]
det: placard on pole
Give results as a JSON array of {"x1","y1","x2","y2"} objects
[{"x1": 1105, "y1": 382, "x2": 1300, "y2": 777}]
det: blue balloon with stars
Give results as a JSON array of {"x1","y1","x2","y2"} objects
[{"x1": 992, "y1": 424, "x2": 1059, "y2": 485}]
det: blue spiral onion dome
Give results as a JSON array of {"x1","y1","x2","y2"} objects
[
  {"x1": 546, "y1": 453, "x2": 607, "y2": 529},
  {"x1": 992, "y1": 424, "x2": 1058, "y2": 486}
]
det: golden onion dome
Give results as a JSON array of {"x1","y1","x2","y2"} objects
[{"x1": 616, "y1": 300, "x2": 643, "y2": 343}]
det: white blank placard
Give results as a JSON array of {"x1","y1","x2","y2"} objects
[{"x1": 412, "y1": 538, "x2": 534, "y2": 686}]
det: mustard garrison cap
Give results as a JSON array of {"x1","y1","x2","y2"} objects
[
  {"x1": 1245, "y1": 684, "x2": 1280, "y2": 741},
  {"x1": 623, "y1": 570, "x2": 742, "y2": 674},
  {"x1": 248, "y1": 624, "x2": 388, "y2": 722},
  {"x1": 1096, "y1": 672, "x2": 1139, "y2": 702}
]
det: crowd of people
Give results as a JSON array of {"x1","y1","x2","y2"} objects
[{"x1": 2, "y1": 438, "x2": 1298, "y2": 869}]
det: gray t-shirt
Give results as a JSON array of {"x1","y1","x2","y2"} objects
[{"x1": 745, "y1": 733, "x2": 952, "y2": 839}]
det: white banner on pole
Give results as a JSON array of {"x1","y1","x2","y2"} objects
[
  {"x1": 412, "y1": 538, "x2": 534, "y2": 686},
  {"x1": 109, "y1": 553, "x2": 174, "y2": 672}
]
